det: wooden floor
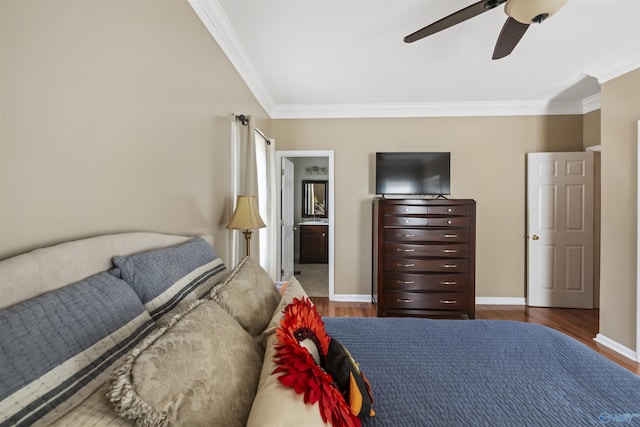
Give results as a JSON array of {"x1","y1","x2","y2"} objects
[{"x1": 311, "y1": 297, "x2": 640, "y2": 375}]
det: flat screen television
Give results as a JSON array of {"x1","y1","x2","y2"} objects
[{"x1": 376, "y1": 152, "x2": 451, "y2": 196}]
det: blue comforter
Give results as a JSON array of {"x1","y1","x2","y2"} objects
[{"x1": 323, "y1": 318, "x2": 640, "y2": 427}]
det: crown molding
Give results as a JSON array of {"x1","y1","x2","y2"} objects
[
  {"x1": 188, "y1": 0, "x2": 274, "y2": 114},
  {"x1": 582, "y1": 93, "x2": 601, "y2": 113},
  {"x1": 269, "y1": 100, "x2": 588, "y2": 119}
]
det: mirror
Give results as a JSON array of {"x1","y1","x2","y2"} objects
[{"x1": 302, "y1": 180, "x2": 328, "y2": 218}]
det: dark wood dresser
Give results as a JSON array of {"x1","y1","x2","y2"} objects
[{"x1": 372, "y1": 198, "x2": 476, "y2": 318}]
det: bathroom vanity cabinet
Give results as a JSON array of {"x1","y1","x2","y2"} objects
[{"x1": 299, "y1": 224, "x2": 328, "y2": 263}]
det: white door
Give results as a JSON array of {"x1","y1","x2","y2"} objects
[
  {"x1": 281, "y1": 158, "x2": 295, "y2": 280},
  {"x1": 527, "y1": 152, "x2": 594, "y2": 308}
]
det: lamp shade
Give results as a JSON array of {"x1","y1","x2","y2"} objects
[{"x1": 226, "y1": 195, "x2": 266, "y2": 230}]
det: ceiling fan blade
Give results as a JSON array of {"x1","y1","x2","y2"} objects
[
  {"x1": 492, "y1": 17, "x2": 529, "y2": 59},
  {"x1": 404, "y1": 0, "x2": 505, "y2": 43}
]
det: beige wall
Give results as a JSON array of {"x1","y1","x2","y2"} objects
[
  {"x1": 599, "y1": 68, "x2": 640, "y2": 350},
  {"x1": 272, "y1": 116, "x2": 584, "y2": 297},
  {"x1": 583, "y1": 110, "x2": 602, "y2": 148},
  {"x1": 0, "y1": 0, "x2": 269, "y2": 261}
]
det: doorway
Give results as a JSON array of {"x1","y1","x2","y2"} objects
[
  {"x1": 276, "y1": 150, "x2": 335, "y2": 300},
  {"x1": 526, "y1": 152, "x2": 595, "y2": 308}
]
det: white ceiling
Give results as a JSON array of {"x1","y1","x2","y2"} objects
[{"x1": 190, "y1": 0, "x2": 640, "y2": 118}]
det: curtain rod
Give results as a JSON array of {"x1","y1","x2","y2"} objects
[
  {"x1": 234, "y1": 113, "x2": 271, "y2": 145},
  {"x1": 255, "y1": 127, "x2": 271, "y2": 145},
  {"x1": 234, "y1": 114, "x2": 249, "y2": 126}
]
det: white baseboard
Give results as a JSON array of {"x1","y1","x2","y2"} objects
[
  {"x1": 594, "y1": 334, "x2": 638, "y2": 362},
  {"x1": 330, "y1": 295, "x2": 526, "y2": 305},
  {"x1": 476, "y1": 297, "x2": 526, "y2": 305},
  {"x1": 331, "y1": 294, "x2": 372, "y2": 303}
]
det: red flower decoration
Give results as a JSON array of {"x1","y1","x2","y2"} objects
[{"x1": 273, "y1": 297, "x2": 360, "y2": 427}]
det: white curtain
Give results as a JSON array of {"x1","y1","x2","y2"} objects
[
  {"x1": 255, "y1": 129, "x2": 278, "y2": 280},
  {"x1": 229, "y1": 114, "x2": 258, "y2": 268}
]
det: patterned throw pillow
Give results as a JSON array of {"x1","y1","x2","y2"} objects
[
  {"x1": 324, "y1": 338, "x2": 375, "y2": 418},
  {"x1": 210, "y1": 256, "x2": 281, "y2": 337},
  {"x1": 272, "y1": 297, "x2": 373, "y2": 427},
  {"x1": 113, "y1": 237, "x2": 227, "y2": 325},
  {"x1": 108, "y1": 299, "x2": 262, "y2": 427}
]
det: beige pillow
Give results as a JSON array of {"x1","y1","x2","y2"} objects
[
  {"x1": 260, "y1": 276, "x2": 309, "y2": 344},
  {"x1": 246, "y1": 333, "x2": 330, "y2": 427},
  {"x1": 247, "y1": 277, "x2": 329, "y2": 427},
  {"x1": 210, "y1": 256, "x2": 282, "y2": 337},
  {"x1": 108, "y1": 299, "x2": 262, "y2": 427}
]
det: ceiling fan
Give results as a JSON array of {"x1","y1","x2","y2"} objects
[{"x1": 404, "y1": 0, "x2": 568, "y2": 59}]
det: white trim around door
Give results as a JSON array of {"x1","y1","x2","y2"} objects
[
  {"x1": 637, "y1": 120, "x2": 640, "y2": 360},
  {"x1": 276, "y1": 150, "x2": 335, "y2": 300}
]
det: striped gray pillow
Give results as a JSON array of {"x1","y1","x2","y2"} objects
[
  {"x1": 0, "y1": 271, "x2": 155, "y2": 427},
  {"x1": 113, "y1": 237, "x2": 227, "y2": 325}
]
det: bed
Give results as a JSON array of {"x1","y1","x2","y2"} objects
[
  {"x1": 324, "y1": 317, "x2": 640, "y2": 426},
  {"x1": 0, "y1": 232, "x2": 638, "y2": 427}
]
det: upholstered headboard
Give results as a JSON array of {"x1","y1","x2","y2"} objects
[{"x1": 0, "y1": 232, "x2": 213, "y2": 310}]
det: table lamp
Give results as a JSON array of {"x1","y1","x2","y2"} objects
[{"x1": 226, "y1": 195, "x2": 266, "y2": 257}]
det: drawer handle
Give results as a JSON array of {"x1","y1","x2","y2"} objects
[
  {"x1": 441, "y1": 264, "x2": 458, "y2": 268},
  {"x1": 441, "y1": 249, "x2": 458, "y2": 253},
  {"x1": 397, "y1": 298, "x2": 414, "y2": 303},
  {"x1": 397, "y1": 233, "x2": 416, "y2": 237},
  {"x1": 443, "y1": 234, "x2": 458, "y2": 238},
  {"x1": 440, "y1": 299, "x2": 457, "y2": 304},
  {"x1": 397, "y1": 263, "x2": 415, "y2": 267},
  {"x1": 397, "y1": 280, "x2": 415, "y2": 284},
  {"x1": 397, "y1": 248, "x2": 415, "y2": 252},
  {"x1": 440, "y1": 281, "x2": 457, "y2": 286}
]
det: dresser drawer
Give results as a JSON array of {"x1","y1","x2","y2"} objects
[
  {"x1": 385, "y1": 243, "x2": 469, "y2": 258},
  {"x1": 384, "y1": 204, "x2": 471, "y2": 216},
  {"x1": 384, "y1": 291, "x2": 468, "y2": 310},
  {"x1": 384, "y1": 228, "x2": 469, "y2": 243},
  {"x1": 427, "y1": 205, "x2": 471, "y2": 216},
  {"x1": 384, "y1": 216, "x2": 469, "y2": 227},
  {"x1": 385, "y1": 258, "x2": 469, "y2": 273},
  {"x1": 385, "y1": 272, "x2": 469, "y2": 292}
]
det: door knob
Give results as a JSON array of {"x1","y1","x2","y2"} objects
[{"x1": 530, "y1": 235, "x2": 540, "y2": 240}]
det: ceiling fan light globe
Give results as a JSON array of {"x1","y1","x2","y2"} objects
[{"x1": 505, "y1": 0, "x2": 568, "y2": 24}]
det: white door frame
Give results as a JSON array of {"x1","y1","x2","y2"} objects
[
  {"x1": 280, "y1": 158, "x2": 295, "y2": 281},
  {"x1": 637, "y1": 120, "x2": 640, "y2": 359},
  {"x1": 276, "y1": 150, "x2": 335, "y2": 300}
]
